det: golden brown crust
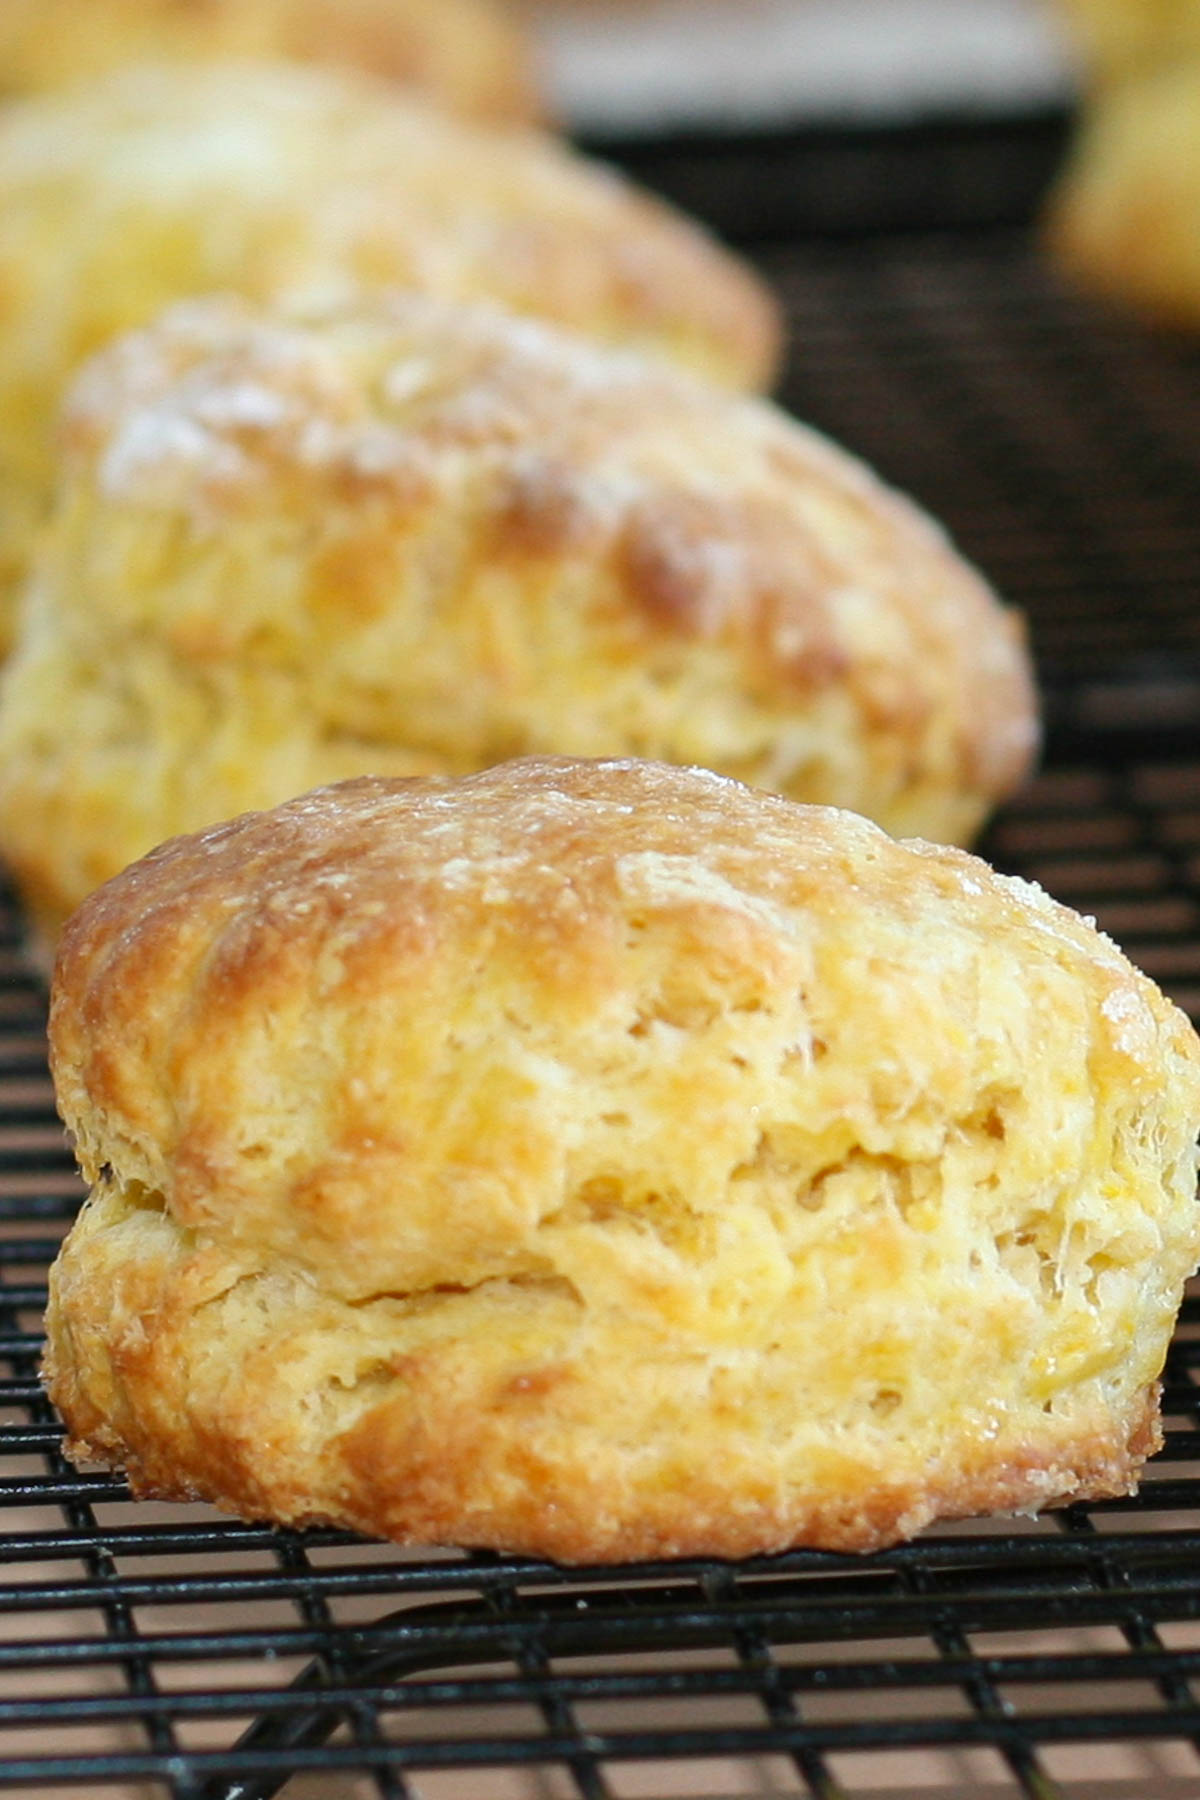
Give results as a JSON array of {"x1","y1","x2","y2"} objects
[
  {"x1": 43, "y1": 759, "x2": 1200, "y2": 1560},
  {"x1": 0, "y1": 293, "x2": 1035, "y2": 948},
  {"x1": 0, "y1": 61, "x2": 779, "y2": 645},
  {"x1": 1044, "y1": 59, "x2": 1200, "y2": 332},
  {"x1": 0, "y1": 0, "x2": 542, "y2": 125}
]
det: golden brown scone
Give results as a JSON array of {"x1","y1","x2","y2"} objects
[
  {"x1": 1054, "y1": 0, "x2": 1200, "y2": 82},
  {"x1": 0, "y1": 0, "x2": 541, "y2": 125},
  {"x1": 0, "y1": 61, "x2": 779, "y2": 642},
  {"x1": 43, "y1": 758, "x2": 1200, "y2": 1561},
  {"x1": 1045, "y1": 58, "x2": 1200, "y2": 331},
  {"x1": 0, "y1": 293, "x2": 1036, "y2": 953}
]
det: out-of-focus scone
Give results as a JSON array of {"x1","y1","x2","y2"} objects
[
  {"x1": 1054, "y1": 0, "x2": 1200, "y2": 82},
  {"x1": 0, "y1": 61, "x2": 779, "y2": 640},
  {"x1": 0, "y1": 293, "x2": 1036, "y2": 953},
  {"x1": 1045, "y1": 58, "x2": 1200, "y2": 330},
  {"x1": 43, "y1": 759, "x2": 1200, "y2": 1561},
  {"x1": 0, "y1": 0, "x2": 541, "y2": 123}
]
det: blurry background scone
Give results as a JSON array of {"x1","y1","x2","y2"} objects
[
  {"x1": 43, "y1": 759, "x2": 1200, "y2": 1561},
  {"x1": 0, "y1": 0, "x2": 541, "y2": 122},
  {"x1": 0, "y1": 59, "x2": 779, "y2": 645},
  {"x1": 1054, "y1": 0, "x2": 1200, "y2": 82},
  {"x1": 0, "y1": 293, "x2": 1037, "y2": 952},
  {"x1": 1045, "y1": 56, "x2": 1200, "y2": 330},
  {"x1": 1046, "y1": 0, "x2": 1200, "y2": 327}
]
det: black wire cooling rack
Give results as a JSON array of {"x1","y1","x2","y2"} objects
[{"x1": 4, "y1": 113, "x2": 1200, "y2": 1800}]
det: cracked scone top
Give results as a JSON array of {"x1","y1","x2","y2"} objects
[
  {"x1": 0, "y1": 59, "x2": 779, "y2": 637},
  {"x1": 0, "y1": 0, "x2": 541, "y2": 122},
  {"x1": 43, "y1": 758, "x2": 1200, "y2": 1561},
  {"x1": 0, "y1": 292, "x2": 1034, "y2": 951}
]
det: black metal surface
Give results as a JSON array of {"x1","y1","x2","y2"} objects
[
  {"x1": 583, "y1": 107, "x2": 1073, "y2": 240},
  {"x1": 767, "y1": 230, "x2": 1200, "y2": 712},
  {"x1": 3, "y1": 124, "x2": 1200, "y2": 1799}
]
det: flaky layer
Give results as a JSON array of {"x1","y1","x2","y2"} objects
[
  {"x1": 0, "y1": 0, "x2": 541, "y2": 123},
  {"x1": 0, "y1": 294, "x2": 1034, "y2": 948},
  {"x1": 0, "y1": 60, "x2": 778, "y2": 639},
  {"x1": 45, "y1": 1174, "x2": 1166, "y2": 1560},
  {"x1": 43, "y1": 760, "x2": 1200, "y2": 1559}
]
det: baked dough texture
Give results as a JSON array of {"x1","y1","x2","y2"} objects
[
  {"x1": 43, "y1": 758, "x2": 1200, "y2": 1561},
  {"x1": 0, "y1": 61, "x2": 778, "y2": 640},
  {"x1": 0, "y1": 0, "x2": 541, "y2": 123},
  {"x1": 1045, "y1": 58, "x2": 1200, "y2": 331},
  {"x1": 0, "y1": 293, "x2": 1035, "y2": 951}
]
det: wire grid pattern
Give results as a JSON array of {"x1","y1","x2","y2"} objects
[
  {"x1": 763, "y1": 231, "x2": 1200, "y2": 696},
  {"x1": 1, "y1": 174, "x2": 1200, "y2": 1800}
]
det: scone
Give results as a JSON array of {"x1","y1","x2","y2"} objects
[
  {"x1": 0, "y1": 0, "x2": 541, "y2": 124},
  {"x1": 0, "y1": 61, "x2": 779, "y2": 640},
  {"x1": 1045, "y1": 58, "x2": 1200, "y2": 330},
  {"x1": 0, "y1": 293, "x2": 1036, "y2": 953},
  {"x1": 1054, "y1": 0, "x2": 1200, "y2": 82},
  {"x1": 43, "y1": 759, "x2": 1200, "y2": 1561}
]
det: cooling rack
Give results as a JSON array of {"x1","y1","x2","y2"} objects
[{"x1": 3, "y1": 113, "x2": 1200, "y2": 1800}]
